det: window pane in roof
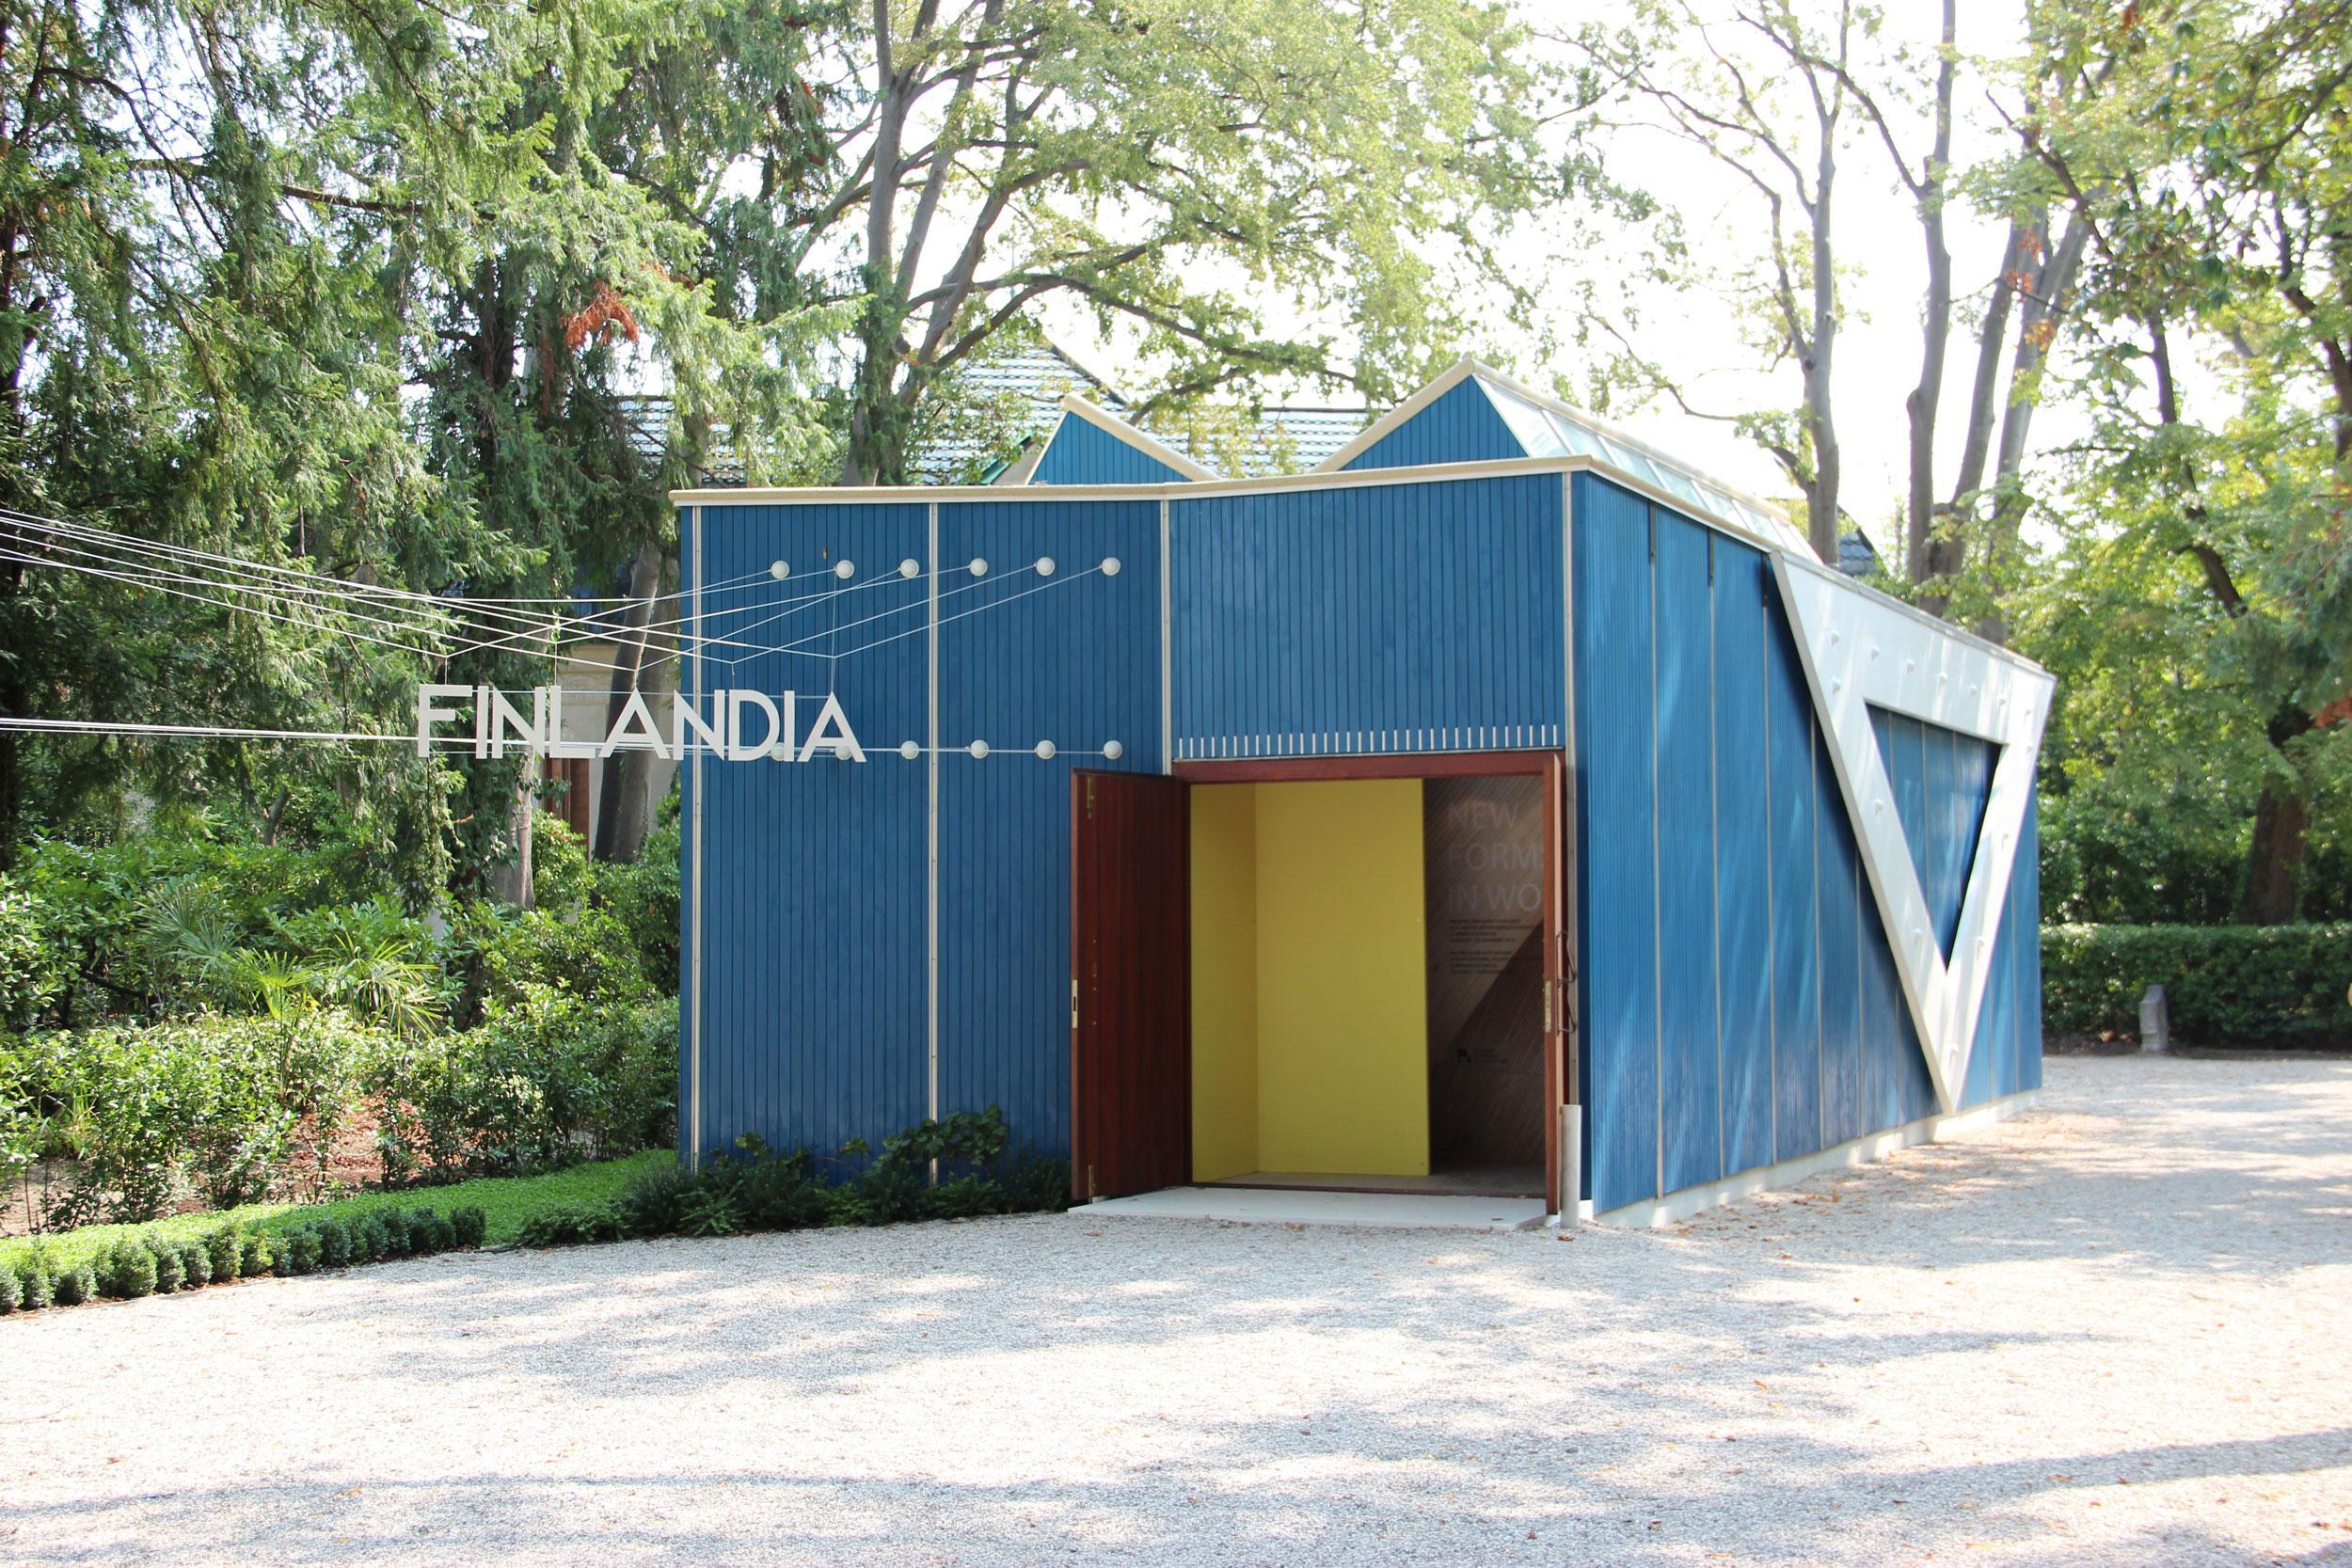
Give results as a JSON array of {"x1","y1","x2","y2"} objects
[
  {"x1": 1484, "y1": 382, "x2": 1568, "y2": 458},
  {"x1": 1597, "y1": 434, "x2": 1664, "y2": 490},
  {"x1": 1546, "y1": 410, "x2": 1604, "y2": 459}
]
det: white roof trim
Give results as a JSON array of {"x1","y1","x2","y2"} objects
[
  {"x1": 1309, "y1": 358, "x2": 1486, "y2": 474},
  {"x1": 1773, "y1": 553, "x2": 2057, "y2": 1111},
  {"x1": 1033, "y1": 394, "x2": 1220, "y2": 483},
  {"x1": 991, "y1": 441, "x2": 1045, "y2": 485}
]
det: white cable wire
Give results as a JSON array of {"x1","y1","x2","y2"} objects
[
  {"x1": 0, "y1": 538, "x2": 682, "y2": 678},
  {"x1": 1, "y1": 515, "x2": 609, "y2": 648},
  {"x1": 0, "y1": 715, "x2": 705, "y2": 753},
  {"x1": 0, "y1": 509, "x2": 768, "y2": 646},
  {"x1": 679, "y1": 562, "x2": 1024, "y2": 672},
  {"x1": 1, "y1": 528, "x2": 818, "y2": 669},
  {"x1": 0, "y1": 544, "x2": 469, "y2": 664},
  {"x1": 4, "y1": 508, "x2": 803, "y2": 632},
  {"x1": 829, "y1": 565, "x2": 1104, "y2": 660},
  {"x1": 7, "y1": 515, "x2": 862, "y2": 660}
]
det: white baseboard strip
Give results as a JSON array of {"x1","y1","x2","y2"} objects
[{"x1": 1572, "y1": 1088, "x2": 2041, "y2": 1229}]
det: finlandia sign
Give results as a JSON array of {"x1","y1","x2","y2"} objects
[{"x1": 415, "y1": 684, "x2": 865, "y2": 763}]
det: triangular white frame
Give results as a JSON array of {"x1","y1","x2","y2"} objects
[{"x1": 1772, "y1": 555, "x2": 2056, "y2": 1112}]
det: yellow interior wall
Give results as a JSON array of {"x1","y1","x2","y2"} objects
[
  {"x1": 1189, "y1": 778, "x2": 1430, "y2": 1180},
  {"x1": 1188, "y1": 785, "x2": 1260, "y2": 1181},
  {"x1": 1253, "y1": 779, "x2": 1429, "y2": 1176}
]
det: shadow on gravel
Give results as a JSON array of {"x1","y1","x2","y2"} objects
[
  {"x1": 9, "y1": 1057, "x2": 2347, "y2": 1567},
  {"x1": 7, "y1": 1423, "x2": 2348, "y2": 1568}
]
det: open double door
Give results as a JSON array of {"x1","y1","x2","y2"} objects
[{"x1": 1069, "y1": 754, "x2": 1575, "y2": 1215}]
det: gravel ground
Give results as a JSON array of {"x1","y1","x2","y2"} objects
[{"x1": 5, "y1": 1053, "x2": 2348, "y2": 1568}]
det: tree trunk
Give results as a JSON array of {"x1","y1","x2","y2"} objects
[
  {"x1": 1803, "y1": 94, "x2": 1842, "y2": 565},
  {"x1": 2238, "y1": 705, "x2": 2313, "y2": 925},
  {"x1": 1902, "y1": 0, "x2": 1957, "y2": 591},
  {"x1": 593, "y1": 539, "x2": 667, "y2": 859},
  {"x1": 489, "y1": 759, "x2": 537, "y2": 908},
  {"x1": 0, "y1": 560, "x2": 21, "y2": 873},
  {"x1": 1970, "y1": 212, "x2": 2089, "y2": 644},
  {"x1": 840, "y1": 0, "x2": 907, "y2": 487},
  {"x1": 605, "y1": 579, "x2": 676, "y2": 863}
]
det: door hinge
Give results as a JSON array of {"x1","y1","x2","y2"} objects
[
  {"x1": 1086, "y1": 1164, "x2": 1097, "y2": 1201},
  {"x1": 1084, "y1": 774, "x2": 1096, "y2": 819},
  {"x1": 1070, "y1": 975, "x2": 1079, "y2": 1030}
]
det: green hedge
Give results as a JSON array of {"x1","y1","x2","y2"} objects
[
  {"x1": 1, "y1": 992, "x2": 677, "y2": 1229},
  {"x1": 2042, "y1": 923, "x2": 2352, "y2": 1049},
  {"x1": 0, "y1": 1203, "x2": 488, "y2": 1318}
]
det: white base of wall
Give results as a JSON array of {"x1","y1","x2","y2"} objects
[{"x1": 1570, "y1": 1088, "x2": 2041, "y2": 1229}]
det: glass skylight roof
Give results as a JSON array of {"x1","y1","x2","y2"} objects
[{"x1": 1477, "y1": 376, "x2": 1812, "y2": 558}]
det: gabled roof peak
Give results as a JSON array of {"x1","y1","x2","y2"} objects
[{"x1": 1318, "y1": 357, "x2": 1815, "y2": 560}]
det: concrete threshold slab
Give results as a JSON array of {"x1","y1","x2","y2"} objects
[{"x1": 1073, "y1": 1186, "x2": 1549, "y2": 1232}]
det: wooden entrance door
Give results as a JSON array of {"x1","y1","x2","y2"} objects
[
  {"x1": 1069, "y1": 770, "x2": 1191, "y2": 1201},
  {"x1": 1539, "y1": 752, "x2": 1575, "y2": 1215}
]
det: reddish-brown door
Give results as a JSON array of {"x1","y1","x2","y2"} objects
[
  {"x1": 1540, "y1": 752, "x2": 1574, "y2": 1215},
  {"x1": 1070, "y1": 769, "x2": 1191, "y2": 1202}
]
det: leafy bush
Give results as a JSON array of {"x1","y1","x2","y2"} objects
[
  {"x1": 515, "y1": 1203, "x2": 635, "y2": 1246},
  {"x1": 369, "y1": 990, "x2": 675, "y2": 1182},
  {"x1": 528, "y1": 814, "x2": 597, "y2": 913},
  {"x1": 0, "y1": 1011, "x2": 373, "y2": 1225},
  {"x1": 2042, "y1": 923, "x2": 2352, "y2": 1048},
  {"x1": 96, "y1": 1239, "x2": 158, "y2": 1299},
  {"x1": 151, "y1": 1239, "x2": 186, "y2": 1293},
  {"x1": 14, "y1": 829, "x2": 375, "y2": 1027},
  {"x1": 266, "y1": 900, "x2": 447, "y2": 1037},
  {"x1": 675, "y1": 1188, "x2": 742, "y2": 1237},
  {"x1": 206, "y1": 1224, "x2": 247, "y2": 1282},
  {"x1": 446, "y1": 901, "x2": 653, "y2": 1026},
  {"x1": 612, "y1": 1163, "x2": 699, "y2": 1237},
  {"x1": 238, "y1": 1230, "x2": 275, "y2": 1278},
  {"x1": 599, "y1": 796, "x2": 681, "y2": 992},
  {"x1": 0, "y1": 1266, "x2": 19, "y2": 1313},
  {"x1": 519, "y1": 1107, "x2": 1067, "y2": 1254},
  {"x1": 177, "y1": 1239, "x2": 212, "y2": 1289},
  {"x1": 450, "y1": 1206, "x2": 487, "y2": 1248},
  {"x1": 351, "y1": 1213, "x2": 389, "y2": 1262},
  {"x1": 17, "y1": 1256, "x2": 54, "y2": 1309},
  {"x1": 50, "y1": 1263, "x2": 95, "y2": 1306},
  {"x1": 0, "y1": 877, "x2": 62, "y2": 1031},
  {"x1": 314, "y1": 1215, "x2": 353, "y2": 1269},
  {"x1": 278, "y1": 1227, "x2": 325, "y2": 1276}
]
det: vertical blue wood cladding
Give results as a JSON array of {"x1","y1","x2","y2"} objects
[
  {"x1": 1030, "y1": 415, "x2": 1196, "y2": 484},
  {"x1": 1572, "y1": 471, "x2": 2048, "y2": 1213},
  {"x1": 1170, "y1": 476, "x2": 1565, "y2": 757},
  {"x1": 1899, "y1": 718, "x2": 1997, "y2": 958},
  {"x1": 684, "y1": 503, "x2": 931, "y2": 1160},
  {"x1": 1654, "y1": 515, "x2": 1721, "y2": 1194},
  {"x1": 934, "y1": 499, "x2": 1162, "y2": 1155},
  {"x1": 1572, "y1": 476, "x2": 1660, "y2": 1211},
  {"x1": 1813, "y1": 727, "x2": 1867, "y2": 1148},
  {"x1": 2016, "y1": 791, "x2": 2044, "y2": 1093},
  {"x1": 1341, "y1": 379, "x2": 1524, "y2": 471},
  {"x1": 1710, "y1": 542, "x2": 1776, "y2": 1177},
  {"x1": 1864, "y1": 709, "x2": 1930, "y2": 1129},
  {"x1": 1763, "y1": 585, "x2": 1823, "y2": 1165}
]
